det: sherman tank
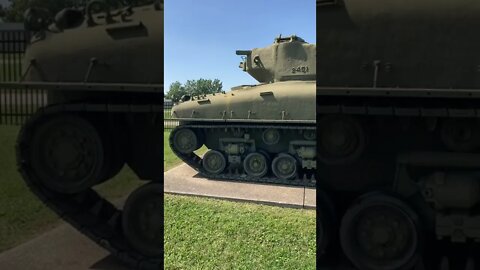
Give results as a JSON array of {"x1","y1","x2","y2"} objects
[
  {"x1": 318, "y1": 0, "x2": 480, "y2": 269},
  {"x1": 169, "y1": 35, "x2": 316, "y2": 187},
  {"x1": 5, "y1": 1, "x2": 163, "y2": 269}
]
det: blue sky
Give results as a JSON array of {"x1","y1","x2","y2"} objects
[{"x1": 164, "y1": 0, "x2": 316, "y2": 93}]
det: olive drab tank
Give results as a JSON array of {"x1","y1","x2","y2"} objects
[
  {"x1": 318, "y1": 1, "x2": 480, "y2": 269},
  {"x1": 170, "y1": 36, "x2": 316, "y2": 186},
  {"x1": 10, "y1": 1, "x2": 164, "y2": 269}
]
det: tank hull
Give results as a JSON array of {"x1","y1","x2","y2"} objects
[
  {"x1": 318, "y1": 1, "x2": 480, "y2": 269},
  {"x1": 23, "y1": 5, "x2": 163, "y2": 84},
  {"x1": 170, "y1": 80, "x2": 316, "y2": 187},
  {"x1": 172, "y1": 81, "x2": 315, "y2": 122}
]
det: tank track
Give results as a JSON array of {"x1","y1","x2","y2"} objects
[
  {"x1": 317, "y1": 93, "x2": 480, "y2": 270},
  {"x1": 170, "y1": 124, "x2": 316, "y2": 188},
  {"x1": 16, "y1": 103, "x2": 162, "y2": 270}
]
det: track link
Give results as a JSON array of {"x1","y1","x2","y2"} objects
[
  {"x1": 169, "y1": 124, "x2": 316, "y2": 188},
  {"x1": 16, "y1": 103, "x2": 162, "y2": 269}
]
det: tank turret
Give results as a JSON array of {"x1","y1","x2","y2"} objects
[{"x1": 236, "y1": 35, "x2": 315, "y2": 83}]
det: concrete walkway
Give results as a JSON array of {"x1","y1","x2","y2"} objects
[
  {"x1": 0, "y1": 163, "x2": 316, "y2": 269},
  {"x1": 0, "y1": 224, "x2": 128, "y2": 270},
  {"x1": 164, "y1": 163, "x2": 316, "y2": 209}
]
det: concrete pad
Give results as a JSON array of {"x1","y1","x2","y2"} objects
[
  {"x1": 0, "y1": 223, "x2": 128, "y2": 270},
  {"x1": 164, "y1": 163, "x2": 316, "y2": 209}
]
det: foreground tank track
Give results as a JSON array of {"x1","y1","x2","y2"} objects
[
  {"x1": 170, "y1": 123, "x2": 316, "y2": 188},
  {"x1": 16, "y1": 103, "x2": 161, "y2": 270},
  {"x1": 317, "y1": 92, "x2": 480, "y2": 270}
]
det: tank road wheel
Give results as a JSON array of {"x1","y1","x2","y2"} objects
[
  {"x1": 441, "y1": 118, "x2": 480, "y2": 152},
  {"x1": 318, "y1": 115, "x2": 365, "y2": 165},
  {"x1": 262, "y1": 128, "x2": 281, "y2": 145},
  {"x1": 202, "y1": 150, "x2": 227, "y2": 174},
  {"x1": 243, "y1": 152, "x2": 269, "y2": 178},
  {"x1": 303, "y1": 130, "x2": 316, "y2": 141},
  {"x1": 271, "y1": 153, "x2": 298, "y2": 180},
  {"x1": 29, "y1": 115, "x2": 104, "y2": 194},
  {"x1": 172, "y1": 128, "x2": 200, "y2": 154},
  {"x1": 340, "y1": 193, "x2": 423, "y2": 270},
  {"x1": 122, "y1": 182, "x2": 163, "y2": 257}
]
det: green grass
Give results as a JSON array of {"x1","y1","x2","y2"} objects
[
  {"x1": 164, "y1": 194, "x2": 316, "y2": 270},
  {"x1": 164, "y1": 131, "x2": 181, "y2": 170},
  {"x1": 0, "y1": 126, "x2": 59, "y2": 252},
  {"x1": 164, "y1": 109, "x2": 173, "y2": 119}
]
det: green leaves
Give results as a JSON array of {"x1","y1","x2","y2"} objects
[
  {"x1": 3, "y1": 0, "x2": 79, "y2": 22},
  {"x1": 166, "y1": 78, "x2": 223, "y2": 103}
]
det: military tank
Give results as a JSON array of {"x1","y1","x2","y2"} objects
[
  {"x1": 169, "y1": 35, "x2": 316, "y2": 187},
  {"x1": 318, "y1": 0, "x2": 480, "y2": 269},
  {"x1": 4, "y1": 1, "x2": 163, "y2": 269}
]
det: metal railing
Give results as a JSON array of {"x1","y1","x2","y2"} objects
[
  {"x1": 163, "y1": 103, "x2": 178, "y2": 130},
  {"x1": 0, "y1": 30, "x2": 47, "y2": 125},
  {"x1": 0, "y1": 30, "x2": 172, "y2": 128}
]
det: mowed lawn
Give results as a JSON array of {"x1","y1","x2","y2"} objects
[
  {"x1": 164, "y1": 195, "x2": 316, "y2": 270},
  {"x1": 0, "y1": 126, "x2": 59, "y2": 252},
  {"x1": 163, "y1": 131, "x2": 316, "y2": 269}
]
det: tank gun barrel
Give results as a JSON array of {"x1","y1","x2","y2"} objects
[{"x1": 235, "y1": 50, "x2": 252, "y2": 56}]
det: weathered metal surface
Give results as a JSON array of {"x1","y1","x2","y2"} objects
[
  {"x1": 12, "y1": 1, "x2": 164, "y2": 269},
  {"x1": 171, "y1": 36, "x2": 316, "y2": 187},
  {"x1": 317, "y1": 0, "x2": 480, "y2": 269},
  {"x1": 22, "y1": 4, "x2": 163, "y2": 85},
  {"x1": 318, "y1": 0, "x2": 480, "y2": 89}
]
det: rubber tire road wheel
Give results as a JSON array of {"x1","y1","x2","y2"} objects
[
  {"x1": 271, "y1": 153, "x2": 298, "y2": 180},
  {"x1": 29, "y1": 114, "x2": 105, "y2": 194},
  {"x1": 123, "y1": 182, "x2": 163, "y2": 257},
  {"x1": 340, "y1": 193, "x2": 423, "y2": 270},
  {"x1": 172, "y1": 128, "x2": 199, "y2": 154},
  {"x1": 202, "y1": 150, "x2": 227, "y2": 174},
  {"x1": 243, "y1": 152, "x2": 269, "y2": 178}
]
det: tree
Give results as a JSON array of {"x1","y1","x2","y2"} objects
[
  {"x1": 0, "y1": 5, "x2": 5, "y2": 19},
  {"x1": 184, "y1": 78, "x2": 223, "y2": 97},
  {"x1": 166, "y1": 79, "x2": 223, "y2": 103},
  {"x1": 3, "y1": 0, "x2": 79, "y2": 22},
  {"x1": 165, "y1": 81, "x2": 185, "y2": 103}
]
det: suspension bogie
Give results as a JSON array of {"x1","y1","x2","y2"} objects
[{"x1": 170, "y1": 125, "x2": 316, "y2": 186}]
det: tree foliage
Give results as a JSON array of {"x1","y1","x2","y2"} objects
[
  {"x1": 3, "y1": 0, "x2": 79, "y2": 22},
  {"x1": 0, "y1": 5, "x2": 5, "y2": 19},
  {"x1": 166, "y1": 79, "x2": 223, "y2": 103}
]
